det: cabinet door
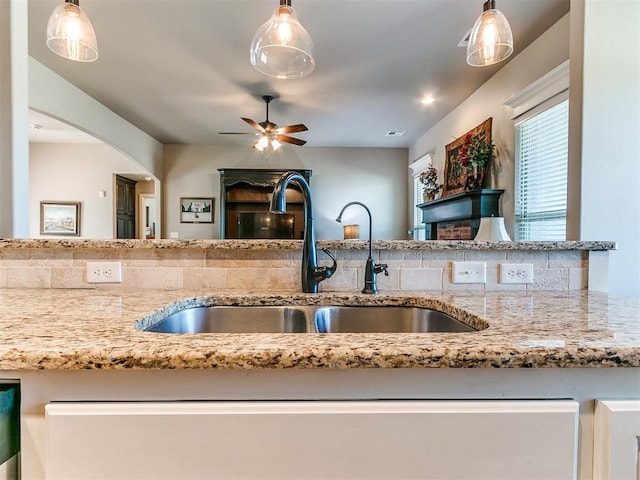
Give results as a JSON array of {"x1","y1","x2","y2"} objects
[
  {"x1": 46, "y1": 400, "x2": 578, "y2": 480},
  {"x1": 594, "y1": 399, "x2": 640, "y2": 480}
]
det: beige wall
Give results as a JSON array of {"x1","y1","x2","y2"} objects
[
  {"x1": 30, "y1": 143, "x2": 150, "y2": 238},
  {"x1": 409, "y1": 14, "x2": 571, "y2": 235},
  {"x1": 163, "y1": 145, "x2": 409, "y2": 240}
]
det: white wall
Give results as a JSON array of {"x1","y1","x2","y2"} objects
[
  {"x1": 409, "y1": 14, "x2": 570, "y2": 235},
  {"x1": 163, "y1": 145, "x2": 408, "y2": 240},
  {"x1": 580, "y1": 0, "x2": 640, "y2": 297},
  {"x1": 30, "y1": 144, "x2": 149, "y2": 238}
]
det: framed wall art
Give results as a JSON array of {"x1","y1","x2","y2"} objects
[
  {"x1": 180, "y1": 197, "x2": 214, "y2": 223},
  {"x1": 442, "y1": 118, "x2": 493, "y2": 197},
  {"x1": 40, "y1": 201, "x2": 81, "y2": 236}
]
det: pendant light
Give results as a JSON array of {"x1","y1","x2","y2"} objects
[
  {"x1": 46, "y1": 0, "x2": 98, "y2": 62},
  {"x1": 466, "y1": 0, "x2": 513, "y2": 67},
  {"x1": 250, "y1": 0, "x2": 315, "y2": 79}
]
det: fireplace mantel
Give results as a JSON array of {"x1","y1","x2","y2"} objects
[{"x1": 417, "y1": 189, "x2": 504, "y2": 240}]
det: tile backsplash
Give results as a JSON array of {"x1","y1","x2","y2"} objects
[{"x1": 0, "y1": 245, "x2": 589, "y2": 292}]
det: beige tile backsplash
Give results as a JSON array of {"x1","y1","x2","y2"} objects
[{"x1": 0, "y1": 247, "x2": 588, "y2": 292}]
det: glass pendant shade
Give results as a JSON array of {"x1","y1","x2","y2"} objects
[
  {"x1": 250, "y1": 2, "x2": 315, "y2": 79},
  {"x1": 46, "y1": 0, "x2": 98, "y2": 62},
  {"x1": 466, "y1": 0, "x2": 513, "y2": 67}
]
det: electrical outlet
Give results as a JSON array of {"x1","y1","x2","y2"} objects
[
  {"x1": 87, "y1": 261, "x2": 122, "y2": 283},
  {"x1": 500, "y1": 263, "x2": 534, "y2": 284},
  {"x1": 452, "y1": 261, "x2": 486, "y2": 284},
  {"x1": 170, "y1": 232, "x2": 179, "y2": 239}
]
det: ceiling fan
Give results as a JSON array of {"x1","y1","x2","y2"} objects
[{"x1": 219, "y1": 95, "x2": 308, "y2": 151}]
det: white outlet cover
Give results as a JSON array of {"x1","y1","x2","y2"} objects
[
  {"x1": 500, "y1": 263, "x2": 534, "y2": 284},
  {"x1": 452, "y1": 261, "x2": 487, "y2": 284},
  {"x1": 87, "y1": 261, "x2": 123, "y2": 283}
]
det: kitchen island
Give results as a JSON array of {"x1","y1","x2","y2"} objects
[
  {"x1": 0, "y1": 289, "x2": 638, "y2": 370},
  {"x1": 0, "y1": 288, "x2": 638, "y2": 479}
]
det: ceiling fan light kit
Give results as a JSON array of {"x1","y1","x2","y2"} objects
[
  {"x1": 220, "y1": 95, "x2": 308, "y2": 151},
  {"x1": 466, "y1": 0, "x2": 513, "y2": 67},
  {"x1": 46, "y1": 0, "x2": 99, "y2": 62},
  {"x1": 250, "y1": 0, "x2": 315, "y2": 79}
]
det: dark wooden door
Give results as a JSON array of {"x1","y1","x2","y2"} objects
[{"x1": 116, "y1": 175, "x2": 136, "y2": 239}]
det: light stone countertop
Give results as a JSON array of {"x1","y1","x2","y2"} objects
[
  {"x1": 0, "y1": 239, "x2": 617, "y2": 251},
  {"x1": 0, "y1": 289, "x2": 638, "y2": 370}
]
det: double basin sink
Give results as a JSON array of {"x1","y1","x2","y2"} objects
[{"x1": 141, "y1": 305, "x2": 479, "y2": 334}]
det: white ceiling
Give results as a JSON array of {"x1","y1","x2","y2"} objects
[
  {"x1": 28, "y1": 110, "x2": 101, "y2": 143},
  {"x1": 27, "y1": 0, "x2": 569, "y2": 148}
]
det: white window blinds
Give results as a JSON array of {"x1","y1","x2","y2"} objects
[
  {"x1": 409, "y1": 154, "x2": 432, "y2": 241},
  {"x1": 514, "y1": 99, "x2": 569, "y2": 241}
]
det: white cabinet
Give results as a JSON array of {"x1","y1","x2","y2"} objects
[
  {"x1": 593, "y1": 399, "x2": 640, "y2": 480},
  {"x1": 46, "y1": 399, "x2": 578, "y2": 480}
]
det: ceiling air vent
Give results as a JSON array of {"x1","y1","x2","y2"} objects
[{"x1": 385, "y1": 130, "x2": 406, "y2": 137}]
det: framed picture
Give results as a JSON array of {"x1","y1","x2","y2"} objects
[
  {"x1": 442, "y1": 118, "x2": 493, "y2": 197},
  {"x1": 40, "y1": 201, "x2": 81, "y2": 236},
  {"x1": 180, "y1": 197, "x2": 214, "y2": 223}
]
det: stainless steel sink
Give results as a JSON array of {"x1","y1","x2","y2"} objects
[
  {"x1": 314, "y1": 306, "x2": 477, "y2": 333},
  {"x1": 144, "y1": 306, "x2": 308, "y2": 333},
  {"x1": 141, "y1": 304, "x2": 478, "y2": 334}
]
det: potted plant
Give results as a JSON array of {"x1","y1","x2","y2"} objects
[{"x1": 419, "y1": 167, "x2": 441, "y2": 202}]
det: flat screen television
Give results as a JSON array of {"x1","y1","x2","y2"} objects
[{"x1": 236, "y1": 212, "x2": 295, "y2": 239}]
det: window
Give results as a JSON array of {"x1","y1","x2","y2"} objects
[
  {"x1": 514, "y1": 98, "x2": 569, "y2": 241},
  {"x1": 409, "y1": 154, "x2": 433, "y2": 240}
]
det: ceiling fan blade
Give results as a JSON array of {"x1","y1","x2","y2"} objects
[
  {"x1": 275, "y1": 124, "x2": 308, "y2": 134},
  {"x1": 218, "y1": 132, "x2": 257, "y2": 135},
  {"x1": 242, "y1": 117, "x2": 266, "y2": 133},
  {"x1": 275, "y1": 134, "x2": 307, "y2": 146}
]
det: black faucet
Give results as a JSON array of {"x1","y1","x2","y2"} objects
[
  {"x1": 335, "y1": 201, "x2": 388, "y2": 294},
  {"x1": 269, "y1": 171, "x2": 336, "y2": 293}
]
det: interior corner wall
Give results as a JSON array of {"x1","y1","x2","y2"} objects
[
  {"x1": 162, "y1": 145, "x2": 408, "y2": 240},
  {"x1": 30, "y1": 143, "x2": 149, "y2": 239},
  {"x1": 0, "y1": 0, "x2": 29, "y2": 238},
  {"x1": 408, "y1": 13, "x2": 570, "y2": 236},
  {"x1": 580, "y1": 0, "x2": 640, "y2": 297}
]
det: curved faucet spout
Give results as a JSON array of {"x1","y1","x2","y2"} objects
[
  {"x1": 270, "y1": 171, "x2": 336, "y2": 293},
  {"x1": 335, "y1": 201, "x2": 388, "y2": 294},
  {"x1": 336, "y1": 201, "x2": 373, "y2": 259}
]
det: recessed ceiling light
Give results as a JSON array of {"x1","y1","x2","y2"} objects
[
  {"x1": 385, "y1": 130, "x2": 406, "y2": 137},
  {"x1": 421, "y1": 96, "x2": 436, "y2": 105},
  {"x1": 30, "y1": 123, "x2": 43, "y2": 130}
]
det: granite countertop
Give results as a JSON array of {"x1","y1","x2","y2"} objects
[
  {"x1": 0, "y1": 289, "x2": 638, "y2": 370},
  {"x1": 0, "y1": 238, "x2": 617, "y2": 251}
]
